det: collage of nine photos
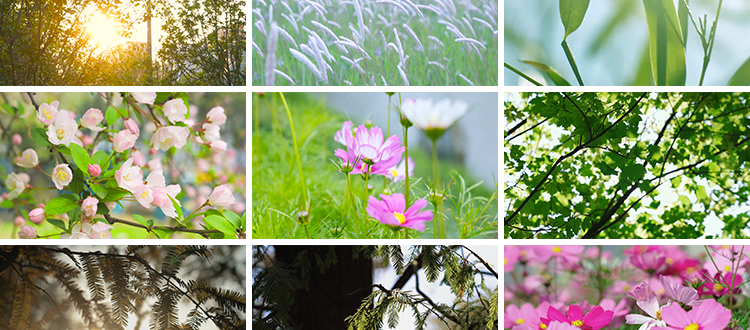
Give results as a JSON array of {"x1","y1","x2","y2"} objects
[{"x1": 0, "y1": 0, "x2": 500, "y2": 329}]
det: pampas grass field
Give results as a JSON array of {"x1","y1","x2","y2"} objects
[{"x1": 252, "y1": 0, "x2": 498, "y2": 86}]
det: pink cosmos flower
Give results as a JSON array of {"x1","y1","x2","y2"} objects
[
  {"x1": 206, "y1": 106, "x2": 227, "y2": 125},
  {"x1": 47, "y1": 109, "x2": 79, "y2": 146},
  {"x1": 349, "y1": 125, "x2": 405, "y2": 166},
  {"x1": 208, "y1": 184, "x2": 235, "y2": 207},
  {"x1": 81, "y1": 196, "x2": 98, "y2": 217},
  {"x1": 88, "y1": 222, "x2": 115, "y2": 239},
  {"x1": 547, "y1": 321, "x2": 581, "y2": 330},
  {"x1": 115, "y1": 158, "x2": 143, "y2": 193},
  {"x1": 163, "y1": 98, "x2": 188, "y2": 123},
  {"x1": 625, "y1": 292, "x2": 667, "y2": 330},
  {"x1": 5, "y1": 173, "x2": 25, "y2": 200},
  {"x1": 529, "y1": 246, "x2": 585, "y2": 264},
  {"x1": 541, "y1": 305, "x2": 614, "y2": 330},
  {"x1": 28, "y1": 207, "x2": 45, "y2": 225},
  {"x1": 151, "y1": 126, "x2": 190, "y2": 150},
  {"x1": 599, "y1": 298, "x2": 629, "y2": 321},
  {"x1": 698, "y1": 271, "x2": 742, "y2": 296},
  {"x1": 334, "y1": 121, "x2": 354, "y2": 146},
  {"x1": 660, "y1": 275, "x2": 700, "y2": 306},
  {"x1": 88, "y1": 164, "x2": 102, "y2": 177},
  {"x1": 133, "y1": 184, "x2": 154, "y2": 208},
  {"x1": 124, "y1": 118, "x2": 140, "y2": 136},
  {"x1": 505, "y1": 246, "x2": 521, "y2": 272},
  {"x1": 52, "y1": 164, "x2": 73, "y2": 190},
  {"x1": 366, "y1": 193, "x2": 432, "y2": 232},
  {"x1": 505, "y1": 303, "x2": 544, "y2": 330},
  {"x1": 385, "y1": 157, "x2": 414, "y2": 182},
  {"x1": 16, "y1": 149, "x2": 39, "y2": 168},
  {"x1": 18, "y1": 225, "x2": 37, "y2": 239},
  {"x1": 81, "y1": 108, "x2": 106, "y2": 131},
  {"x1": 132, "y1": 92, "x2": 157, "y2": 105},
  {"x1": 12, "y1": 133, "x2": 22, "y2": 145},
  {"x1": 37, "y1": 100, "x2": 59, "y2": 125},
  {"x1": 630, "y1": 251, "x2": 666, "y2": 274},
  {"x1": 113, "y1": 129, "x2": 137, "y2": 153},
  {"x1": 652, "y1": 300, "x2": 730, "y2": 330},
  {"x1": 628, "y1": 282, "x2": 652, "y2": 301}
]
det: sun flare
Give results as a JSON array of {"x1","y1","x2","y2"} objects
[{"x1": 86, "y1": 11, "x2": 124, "y2": 50}]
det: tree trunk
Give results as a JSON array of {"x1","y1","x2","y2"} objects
[{"x1": 274, "y1": 246, "x2": 373, "y2": 330}]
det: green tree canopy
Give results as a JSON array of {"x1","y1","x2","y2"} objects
[{"x1": 505, "y1": 92, "x2": 750, "y2": 239}]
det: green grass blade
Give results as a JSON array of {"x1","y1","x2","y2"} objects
[
  {"x1": 642, "y1": 0, "x2": 686, "y2": 86},
  {"x1": 559, "y1": 0, "x2": 591, "y2": 39},
  {"x1": 561, "y1": 40, "x2": 585, "y2": 86},
  {"x1": 728, "y1": 55, "x2": 750, "y2": 86},
  {"x1": 520, "y1": 60, "x2": 572, "y2": 86},
  {"x1": 678, "y1": 0, "x2": 689, "y2": 45},
  {"x1": 504, "y1": 62, "x2": 543, "y2": 86}
]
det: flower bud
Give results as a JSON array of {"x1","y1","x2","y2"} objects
[
  {"x1": 14, "y1": 216, "x2": 25, "y2": 227},
  {"x1": 208, "y1": 184, "x2": 235, "y2": 207},
  {"x1": 18, "y1": 225, "x2": 37, "y2": 239},
  {"x1": 28, "y1": 207, "x2": 45, "y2": 225},
  {"x1": 81, "y1": 196, "x2": 99, "y2": 217},
  {"x1": 124, "y1": 118, "x2": 140, "y2": 136},
  {"x1": 12, "y1": 134, "x2": 22, "y2": 145},
  {"x1": 16, "y1": 149, "x2": 39, "y2": 168},
  {"x1": 88, "y1": 164, "x2": 102, "y2": 177}
]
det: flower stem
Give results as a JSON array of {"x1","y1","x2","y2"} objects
[
  {"x1": 279, "y1": 92, "x2": 308, "y2": 211},
  {"x1": 384, "y1": 94, "x2": 391, "y2": 190},
  {"x1": 561, "y1": 40, "x2": 585, "y2": 86},
  {"x1": 184, "y1": 201, "x2": 209, "y2": 222},
  {"x1": 431, "y1": 138, "x2": 444, "y2": 239},
  {"x1": 403, "y1": 125, "x2": 409, "y2": 204}
]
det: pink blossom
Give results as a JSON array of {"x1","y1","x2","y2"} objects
[
  {"x1": 202, "y1": 123, "x2": 221, "y2": 142},
  {"x1": 625, "y1": 292, "x2": 666, "y2": 330},
  {"x1": 124, "y1": 118, "x2": 140, "y2": 136},
  {"x1": 14, "y1": 216, "x2": 25, "y2": 227},
  {"x1": 115, "y1": 158, "x2": 143, "y2": 193},
  {"x1": 5, "y1": 173, "x2": 25, "y2": 200},
  {"x1": 547, "y1": 321, "x2": 581, "y2": 330},
  {"x1": 16, "y1": 149, "x2": 39, "y2": 168},
  {"x1": 12, "y1": 133, "x2": 21, "y2": 145},
  {"x1": 47, "y1": 110, "x2": 79, "y2": 146},
  {"x1": 69, "y1": 232, "x2": 91, "y2": 239},
  {"x1": 653, "y1": 300, "x2": 730, "y2": 330},
  {"x1": 113, "y1": 129, "x2": 137, "y2": 152},
  {"x1": 147, "y1": 158, "x2": 161, "y2": 170},
  {"x1": 81, "y1": 108, "x2": 105, "y2": 131},
  {"x1": 542, "y1": 305, "x2": 614, "y2": 330},
  {"x1": 208, "y1": 184, "x2": 235, "y2": 207},
  {"x1": 28, "y1": 207, "x2": 45, "y2": 225},
  {"x1": 105, "y1": 202, "x2": 117, "y2": 212},
  {"x1": 366, "y1": 193, "x2": 432, "y2": 232},
  {"x1": 132, "y1": 92, "x2": 157, "y2": 105},
  {"x1": 133, "y1": 185, "x2": 154, "y2": 208},
  {"x1": 81, "y1": 135, "x2": 94, "y2": 146},
  {"x1": 206, "y1": 106, "x2": 227, "y2": 125},
  {"x1": 210, "y1": 141, "x2": 227, "y2": 153},
  {"x1": 385, "y1": 157, "x2": 414, "y2": 182},
  {"x1": 145, "y1": 169, "x2": 181, "y2": 218},
  {"x1": 81, "y1": 196, "x2": 98, "y2": 217},
  {"x1": 660, "y1": 275, "x2": 700, "y2": 306},
  {"x1": 88, "y1": 222, "x2": 115, "y2": 239},
  {"x1": 88, "y1": 164, "x2": 102, "y2": 177},
  {"x1": 37, "y1": 101, "x2": 59, "y2": 125},
  {"x1": 630, "y1": 251, "x2": 666, "y2": 274},
  {"x1": 628, "y1": 281, "x2": 651, "y2": 301},
  {"x1": 505, "y1": 246, "x2": 521, "y2": 272},
  {"x1": 18, "y1": 225, "x2": 37, "y2": 239},
  {"x1": 333, "y1": 121, "x2": 354, "y2": 146},
  {"x1": 163, "y1": 98, "x2": 188, "y2": 123},
  {"x1": 151, "y1": 126, "x2": 190, "y2": 150},
  {"x1": 529, "y1": 246, "x2": 585, "y2": 264},
  {"x1": 350, "y1": 124, "x2": 405, "y2": 165},
  {"x1": 132, "y1": 150, "x2": 145, "y2": 167},
  {"x1": 698, "y1": 271, "x2": 742, "y2": 296},
  {"x1": 505, "y1": 303, "x2": 544, "y2": 329},
  {"x1": 52, "y1": 164, "x2": 73, "y2": 190}
]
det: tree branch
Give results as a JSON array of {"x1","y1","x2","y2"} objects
[{"x1": 103, "y1": 214, "x2": 221, "y2": 238}]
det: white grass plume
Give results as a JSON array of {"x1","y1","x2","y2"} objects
[
  {"x1": 427, "y1": 36, "x2": 445, "y2": 47},
  {"x1": 472, "y1": 17, "x2": 495, "y2": 31},
  {"x1": 455, "y1": 37, "x2": 486, "y2": 50},
  {"x1": 311, "y1": 20, "x2": 340, "y2": 41},
  {"x1": 275, "y1": 69, "x2": 296, "y2": 85},
  {"x1": 402, "y1": 23, "x2": 424, "y2": 52},
  {"x1": 276, "y1": 25, "x2": 298, "y2": 49},
  {"x1": 397, "y1": 65, "x2": 409, "y2": 86},
  {"x1": 375, "y1": 0, "x2": 409, "y2": 16},
  {"x1": 264, "y1": 22, "x2": 279, "y2": 85},
  {"x1": 282, "y1": 13, "x2": 298, "y2": 33},
  {"x1": 289, "y1": 48, "x2": 324, "y2": 82},
  {"x1": 457, "y1": 72, "x2": 474, "y2": 85},
  {"x1": 252, "y1": 41, "x2": 264, "y2": 57}
]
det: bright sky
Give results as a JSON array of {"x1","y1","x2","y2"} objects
[
  {"x1": 504, "y1": 93, "x2": 750, "y2": 238},
  {"x1": 83, "y1": 2, "x2": 166, "y2": 57}
]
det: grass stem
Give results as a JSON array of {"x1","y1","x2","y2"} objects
[
  {"x1": 561, "y1": 40, "x2": 585, "y2": 86},
  {"x1": 278, "y1": 92, "x2": 308, "y2": 211},
  {"x1": 504, "y1": 62, "x2": 543, "y2": 86}
]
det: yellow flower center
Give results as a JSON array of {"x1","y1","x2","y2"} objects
[
  {"x1": 516, "y1": 318, "x2": 525, "y2": 324},
  {"x1": 123, "y1": 173, "x2": 131, "y2": 181},
  {"x1": 361, "y1": 163, "x2": 367, "y2": 171},
  {"x1": 657, "y1": 288, "x2": 665, "y2": 295},
  {"x1": 44, "y1": 109, "x2": 51, "y2": 120},
  {"x1": 656, "y1": 310, "x2": 662, "y2": 320},
  {"x1": 26, "y1": 154, "x2": 30, "y2": 158},
  {"x1": 57, "y1": 126, "x2": 65, "y2": 139},
  {"x1": 714, "y1": 283, "x2": 724, "y2": 292},
  {"x1": 540, "y1": 324, "x2": 547, "y2": 330},
  {"x1": 623, "y1": 285, "x2": 630, "y2": 291},
  {"x1": 684, "y1": 324, "x2": 699, "y2": 330},
  {"x1": 165, "y1": 138, "x2": 171, "y2": 144},
  {"x1": 666, "y1": 257, "x2": 674, "y2": 265},
  {"x1": 504, "y1": 258, "x2": 508, "y2": 265},
  {"x1": 390, "y1": 169, "x2": 399, "y2": 177},
  {"x1": 724, "y1": 265, "x2": 731, "y2": 272},
  {"x1": 57, "y1": 171, "x2": 68, "y2": 181},
  {"x1": 393, "y1": 212, "x2": 406, "y2": 224},
  {"x1": 572, "y1": 320, "x2": 583, "y2": 327},
  {"x1": 553, "y1": 246, "x2": 562, "y2": 253},
  {"x1": 686, "y1": 267, "x2": 695, "y2": 273},
  {"x1": 141, "y1": 191, "x2": 150, "y2": 199}
]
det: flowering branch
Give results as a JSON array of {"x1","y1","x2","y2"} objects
[{"x1": 103, "y1": 214, "x2": 222, "y2": 238}]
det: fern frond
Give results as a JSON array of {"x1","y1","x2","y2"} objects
[
  {"x1": 150, "y1": 287, "x2": 179, "y2": 330},
  {"x1": 9, "y1": 277, "x2": 33, "y2": 330},
  {"x1": 161, "y1": 246, "x2": 211, "y2": 278}
]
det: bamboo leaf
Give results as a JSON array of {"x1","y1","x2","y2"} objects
[
  {"x1": 559, "y1": 0, "x2": 590, "y2": 39},
  {"x1": 642, "y1": 0, "x2": 686, "y2": 85},
  {"x1": 678, "y1": 0, "x2": 689, "y2": 45},
  {"x1": 521, "y1": 60, "x2": 572, "y2": 86},
  {"x1": 728, "y1": 55, "x2": 750, "y2": 86}
]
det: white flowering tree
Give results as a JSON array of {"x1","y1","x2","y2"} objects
[{"x1": 0, "y1": 92, "x2": 246, "y2": 239}]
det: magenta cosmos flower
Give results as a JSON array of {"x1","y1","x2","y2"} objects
[
  {"x1": 504, "y1": 302, "x2": 545, "y2": 329},
  {"x1": 652, "y1": 299, "x2": 731, "y2": 330},
  {"x1": 541, "y1": 305, "x2": 614, "y2": 330},
  {"x1": 366, "y1": 193, "x2": 432, "y2": 231}
]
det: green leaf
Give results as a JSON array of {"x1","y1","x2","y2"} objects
[
  {"x1": 30, "y1": 127, "x2": 50, "y2": 147},
  {"x1": 91, "y1": 184, "x2": 108, "y2": 199},
  {"x1": 91, "y1": 151, "x2": 109, "y2": 171},
  {"x1": 678, "y1": 0, "x2": 689, "y2": 46},
  {"x1": 46, "y1": 195, "x2": 79, "y2": 215},
  {"x1": 241, "y1": 212, "x2": 246, "y2": 230},
  {"x1": 48, "y1": 219, "x2": 67, "y2": 231},
  {"x1": 204, "y1": 215, "x2": 236, "y2": 238},
  {"x1": 559, "y1": 0, "x2": 590, "y2": 39},
  {"x1": 105, "y1": 105, "x2": 121, "y2": 126},
  {"x1": 168, "y1": 195, "x2": 183, "y2": 220},
  {"x1": 728, "y1": 55, "x2": 750, "y2": 86},
  {"x1": 1, "y1": 199, "x2": 14, "y2": 208},
  {"x1": 132, "y1": 214, "x2": 149, "y2": 228},
  {"x1": 222, "y1": 210, "x2": 242, "y2": 227},
  {"x1": 151, "y1": 228, "x2": 174, "y2": 239},
  {"x1": 102, "y1": 188, "x2": 130, "y2": 202},
  {"x1": 520, "y1": 61, "x2": 572, "y2": 86},
  {"x1": 642, "y1": 0, "x2": 686, "y2": 85},
  {"x1": 68, "y1": 169, "x2": 85, "y2": 194},
  {"x1": 70, "y1": 143, "x2": 90, "y2": 172}
]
